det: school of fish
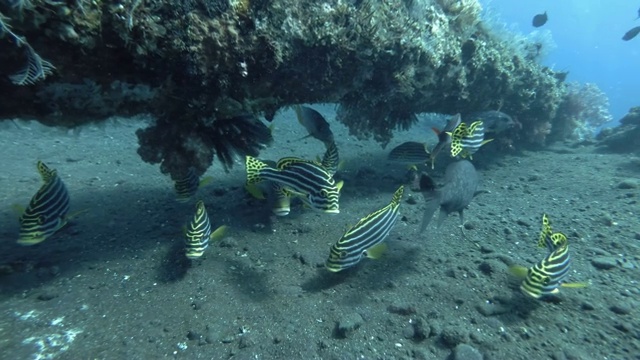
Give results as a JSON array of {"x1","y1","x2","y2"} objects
[{"x1": 14, "y1": 105, "x2": 587, "y2": 302}]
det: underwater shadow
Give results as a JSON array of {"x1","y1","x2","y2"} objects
[
  {"x1": 300, "y1": 237, "x2": 421, "y2": 297},
  {"x1": 155, "y1": 239, "x2": 192, "y2": 283},
  {"x1": 223, "y1": 258, "x2": 272, "y2": 302}
]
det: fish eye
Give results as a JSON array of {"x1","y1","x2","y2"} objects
[
  {"x1": 320, "y1": 189, "x2": 329, "y2": 197},
  {"x1": 339, "y1": 251, "x2": 347, "y2": 259}
]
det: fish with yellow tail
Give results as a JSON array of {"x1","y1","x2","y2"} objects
[
  {"x1": 325, "y1": 186, "x2": 404, "y2": 272},
  {"x1": 185, "y1": 200, "x2": 227, "y2": 259},
  {"x1": 428, "y1": 113, "x2": 462, "y2": 169},
  {"x1": 174, "y1": 167, "x2": 213, "y2": 203},
  {"x1": 17, "y1": 161, "x2": 75, "y2": 245},
  {"x1": 245, "y1": 156, "x2": 343, "y2": 214},
  {"x1": 509, "y1": 214, "x2": 588, "y2": 299},
  {"x1": 448, "y1": 121, "x2": 493, "y2": 159}
]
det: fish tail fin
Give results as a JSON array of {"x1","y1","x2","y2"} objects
[
  {"x1": 245, "y1": 156, "x2": 268, "y2": 184},
  {"x1": 435, "y1": 208, "x2": 448, "y2": 228},
  {"x1": 418, "y1": 172, "x2": 440, "y2": 233},
  {"x1": 419, "y1": 196, "x2": 440, "y2": 233}
]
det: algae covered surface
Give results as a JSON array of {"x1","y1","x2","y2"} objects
[{"x1": 1, "y1": 106, "x2": 639, "y2": 359}]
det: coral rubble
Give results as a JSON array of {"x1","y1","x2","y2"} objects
[
  {"x1": 0, "y1": 0, "x2": 575, "y2": 175},
  {"x1": 596, "y1": 107, "x2": 640, "y2": 153}
]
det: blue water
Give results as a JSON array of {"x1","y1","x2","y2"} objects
[{"x1": 481, "y1": 0, "x2": 639, "y2": 124}]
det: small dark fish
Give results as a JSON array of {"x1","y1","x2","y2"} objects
[
  {"x1": 387, "y1": 141, "x2": 430, "y2": 165},
  {"x1": 465, "y1": 111, "x2": 515, "y2": 134},
  {"x1": 532, "y1": 11, "x2": 548, "y2": 27},
  {"x1": 429, "y1": 114, "x2": 462, "y2": 169},
  {"x1": 293, "y1": 105, "x2": 335, "y2": 145},
  {"x1": 622, "y1": 26, "x2": 640, "y2": 41},
  {"x1": 419, "y1": 160, "x2": 480, "y2": 232}
]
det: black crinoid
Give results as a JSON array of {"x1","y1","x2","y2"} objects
[
  {"x1": 204, "y1": 114, "x2": 273, "y2": 170},
  {"x1": 136, "y1": 113, "x2": 272, "y2": 181}
]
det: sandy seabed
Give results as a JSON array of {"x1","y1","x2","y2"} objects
[{"x1": 1, "y1": 105, "x2": 639, "y2": 360}]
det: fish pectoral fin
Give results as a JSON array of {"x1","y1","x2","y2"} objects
[
  {"x1": 65, "y1": 208, "x2": 89, "y2": 222},
  {"x1": 198, "y1": 176, "x2": 214, "y2": 188},
  {"x1": 245, "y1": 183, "x2": 266, "y2": 200},
  {"x1": 481, "y1": 138, "x2": 494, "y2": 146},
  {"x1": 560, "y1": 282, "x2": 589, "y2": 289},
  {"x1": 336, "y1": 180, "x2": 344, "y2": 192},
  {"x1": 508, "y1": 265, "x2": 529, "y2": 279},
  {"x1": 11, "y1": 203, "x2": 25, "y2": 217},
  {"x1": 209, "y1": 225, "x2": 228, "y2": 241},
  {"x1": 364, "y1": 243, "x2": 388, "y2": 259}
]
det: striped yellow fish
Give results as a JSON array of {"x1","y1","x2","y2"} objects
[
  {"x1": 185, "y1": 200, "x2": 227, "y2": 259},
  {"x1": 245, "y1": 156, "x2": 343, "y2": 214},
  {"x1": 510, "y1": 214, "x2": 588, "y2": 299},
  {"x1": 448, "y1": 121, "x2": 493, "y2": 159},
  {"x1": 325, "y1": 186, "x2": 404, "y2": 272},
  {"x1": 174, "y1": 167, "x2": 213, "y2": 203},
  {"x1": 320, "y1": 141, "x2": 341, "y2": 176},
  {"x1": 387, "y1": 141, "x2": 430, "y2": 165},
  {"x1": 17, "y1": 161, "x2": 71, "y2": 245}
]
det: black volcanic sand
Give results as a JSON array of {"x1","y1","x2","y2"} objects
[{"x1": 1, "y1": 106, "x2": 639, "y2": 360}]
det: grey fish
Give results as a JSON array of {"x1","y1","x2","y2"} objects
[
  {"x1": 532, "y1": 11, "x2": 547, "y2": 27},
  {"x1": 293, "y1": 105, "x2": 335, "y2": 145},
  {"x1": 465, "y1": 111, "x2": 515, "y2": 134},
  {"x1": 622, "y1": 26, "x2": 640, "y2": 41},
  {"x1": 419, "y1": 160, "x2": 480, "y2": 233},
  {"x1": 429, "y1": 113, "x2": 462, "y2": 169}
]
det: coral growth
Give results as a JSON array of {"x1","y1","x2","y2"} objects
[
  {"x1": 0, "y1": 0, "x2": 574, "y2": 173},
  {"x1": 549, "y1": 82, "x2": 613, "y2": 142}
]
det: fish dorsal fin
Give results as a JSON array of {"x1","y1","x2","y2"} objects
[{"x1": 276, "y1": 157, "x2": 309, "y2": 169}]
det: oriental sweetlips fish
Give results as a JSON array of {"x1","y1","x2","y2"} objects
[
  {"x1": 419, "y1": 160, "x2": 480, "y2": 233},
  {"x1": 326, "y1": 186, "x2": 404, "y2": 272},
  {"x1": 320, "y1": 140, "x2": 341, "y2": 176},
  {"x1": 17, "y1": 161, "x2": 72, "y2": 245},
  {"x1": 174, "y1": 167, "x2": 213, "y2": 203},
  {"x1": 245, "y1": 156, "x2": 343, "y2": 213},
  {"x1": 448, "y1": 121, "x2": 493, "y2": 159},
  {"x1": 509, "y1": 214, "x2": 588, "y2": 299},
  {"x1": 387, "y1": 141, "x2": 430, "y2": 165},
  {"x1": 428, "y1": 113, "x2": 461, "y2": 169},
  {"x1": 184, "y1": 200, "x2": 227, "y2": 259}
]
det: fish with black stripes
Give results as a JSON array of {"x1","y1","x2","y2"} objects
[
  {"x1": 245, "y1": 156, "x2": 343, "y2": 214},
  {"x1": 509, "y1": 214, "x2": 588, "y2": 299},
  {"x1": 428, "y1": 113, "x2": 462, "y2": 169},
  {"x1": 325, "y1": 186, "x2": 404, "y2": 272},
  {"x1": 174, "y1": 167, "x2": 213, "y2": 203},
  {"x1": 320, "y1": 140, "x2": 342, "y2": 176},
  {"x1": 387, "y1": 141, "x2": 430, "y2": 166},
  {"x1": 184, "y1": 200, "x2": 227, "y2": 259},
  {"x1": 448, "y1": 121, "x2": 493, "y2": 159},
  {"x1": 17, "y1": 161, "x2": 71, "y2": 245}
]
